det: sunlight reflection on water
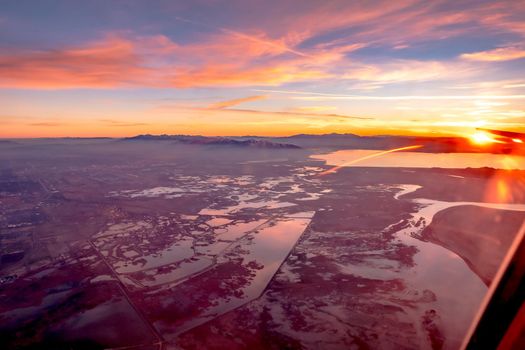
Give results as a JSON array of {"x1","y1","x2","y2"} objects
[{"x1": 312, "y1": 150, "x2": 525, "y2": 170}]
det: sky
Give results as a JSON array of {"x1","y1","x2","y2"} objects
[{"x1": 1, "y1": 0, "x2": 525, "y2": 138}]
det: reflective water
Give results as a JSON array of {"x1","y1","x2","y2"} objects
[
  {"x1": 312, "y1": 150, "x2": 525, "y2": 170},
  {"x1": 199, "y1": 200, "x2": 296, "y2": 215},
  {"x1": 389, "y1": 186, "x2": 525, "y2": 348},
  {"x1": 205, "y1": 217, "x2": 233, "y2": 227},
  {"x1": 114, "y1": 238, "x2": 194, "y2": 274},
  {"x1": 140, "y1": 258, "x2": 214, "y2": 287},
  {"x1": 217, "y1": 219, "x2": 267, "y2": 241},
  {"x1": 173, "y1": 217, "x2": 311, "y2": 335}
]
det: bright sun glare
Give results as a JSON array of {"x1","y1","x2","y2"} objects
[{"x1": 469, "y1": 131, "x2": 495, "y2": 145}]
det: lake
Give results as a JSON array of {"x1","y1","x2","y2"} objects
[{"x1": 311, "y1": 150, "x2": 525, "y2": 170}]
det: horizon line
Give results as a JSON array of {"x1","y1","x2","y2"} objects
[{"x1": 0, "y1": 132, "x2": 466, "y2": 140}]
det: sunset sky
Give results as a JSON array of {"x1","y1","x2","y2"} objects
[{"x1": 1, "y1": 0, "x2": 525, "y2": 138}]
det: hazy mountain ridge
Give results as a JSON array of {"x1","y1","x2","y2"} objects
[
  {"x1": 121, "y1": 134, "x2": 301, "y2": 149},
  {"x1": 120, "y1": 133, "x2": 515, "y2": 153},
  {"x1": 3, "y1": 133, "x2": 516, "y2": 154}
]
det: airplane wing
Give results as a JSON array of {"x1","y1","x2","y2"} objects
[{"x1": 477, "y1": 128, "x2": 525, "y2": 144}]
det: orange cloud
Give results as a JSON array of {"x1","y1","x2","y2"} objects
[
  {"x1": 294, "y1": 106, "x2": 337, "y2": 112},
  {"x1": 461, "y1": 47, "x2": 525, "y2": 62},
  {"x1": 169, "y1": 62, "x2": 331, "y2": 88},
  {"x1": 0, "y1": 35, "x2": 151, "y2": 88},
  {"x1": 98, "y1": 119, "x2": 150, "y2": 127},
  {"x1": 207, "y1": 95, "x2": 267, "y2": 109}
]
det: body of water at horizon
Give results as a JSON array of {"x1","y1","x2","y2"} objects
[{"x1": 311, "y1": 150, "x2": 525, "y2": 170}]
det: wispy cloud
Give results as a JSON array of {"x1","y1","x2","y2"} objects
[
  {"x1": 155, "y1": 103, "x2": 372, "y2": 121},
  {"x1": 342, "y1": 60, "x2": 474, "y2": 83},
  {"x1": 461, "y1": 46, "x2": 525, "y2": 62},
  {"x1": 217, "y1": 108, "x2": 373, "y2": 120},
  {"x1": 293, "y1": 106, "x2": 337, "y2": 113},
  {"x1": 99, "y1": 119, "x2": 150, "y2": 127},
  {"x1": 207, "y1": 95, "x2": 267, "y2": 109},
  {"x1": 26, "y1": 121, "x2": 63, "y2": 127},
  {"x1": 255, "y1": 89, "x2": 525, "y2": 101},
  {"x1": 174, "y1": 16, "x2": 310, "y2": 58},
  {"x1": 294, "y1": 95, "x2": 525, "y2": 101},
  {"x1": 449, "y1": 80, "x2": 525, "y2": 90}
]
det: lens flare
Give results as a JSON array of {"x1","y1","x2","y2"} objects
[
  {"x1": 470, "y1": 131, "x2": 495, "y2": 145},
  {"x1": 483, "y1": 151, "x2": 525, "y2": 203},
  {"x1": 318, "y1": 145, "x2": 423, "y2": 176}
]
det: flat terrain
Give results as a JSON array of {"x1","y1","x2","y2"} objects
[
  {"x1": 422, "y1": 206, "x2": 524, "y2": 285},
  {"x1": 0, "y1": 140, "x2": 524, "y2": 349}
]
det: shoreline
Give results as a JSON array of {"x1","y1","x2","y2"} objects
[{"x1": 421, "y1": 205, "x2": 525, "y2": 286}]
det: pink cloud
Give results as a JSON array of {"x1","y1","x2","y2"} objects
[
  {"x1": 1, "y1": 1, "x2": 524, "y2": 89},
  {"x1": 0, "y1": 30, "x2": 343, "y2": 89},
  {"x1": 0, "y1": 30, "x2": 336, "y2": 89},
  {"x1": 0, "y1": 35, "x2": 152, "y2": 88}
]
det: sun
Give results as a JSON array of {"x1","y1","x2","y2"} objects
[{"x1": 469, "y1": 131, "x2": 495, "y2": 145}]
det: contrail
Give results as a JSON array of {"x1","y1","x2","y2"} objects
[
  {"x1": 318, "y1": 145, "x2": 423, "y2": 176},
  {"x1": 253, "y1": 89, "x2": 525, "y2": 100},
  {"x1": 174, "y1": 16, "x2": 310, "y2": 58}
]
